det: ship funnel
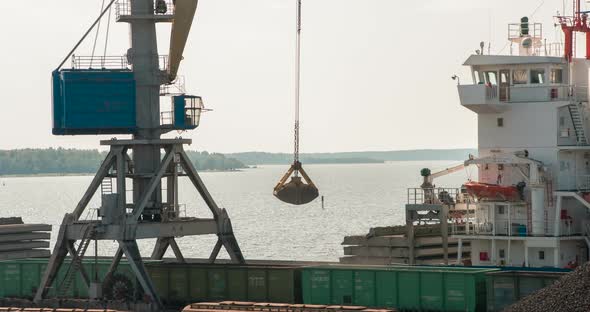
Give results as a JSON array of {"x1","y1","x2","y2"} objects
[{"x1": 168, "y1": 0, "x2": 199, "y2": 83}]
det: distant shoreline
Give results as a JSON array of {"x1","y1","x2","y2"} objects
[
  {"x1": 0, "y1": 148, "x2": 476, "y2": 177},
  {"x1": 0, "y1": 169, "x2": 246, "y2": 178}
]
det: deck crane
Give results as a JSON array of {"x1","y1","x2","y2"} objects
[
  {"x1": 420, "y1": 163, "x2": 468, "y2": 190},
  {"x1": 36, "y1": 1, "x2": 244, "y2": 309},
  {"x1": 273, "y1": 0, "x2": 319, "y2": 205}
]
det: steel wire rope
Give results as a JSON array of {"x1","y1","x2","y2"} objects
[
  {"x1": 57, "y1": 0, "x2": 116, "y2": 70},
  {"x1": 102, "y1": 4, "x2": 113, "y2": 67},
  {"x1": 464, "y1": 164, "x2": 473, "y2": 182},
  {"x1": 293, "y1": 0, "x2": 303, "y2": 175},
  {"x1": 90, "y1": 0, "x2": 107, "y2": 67}
]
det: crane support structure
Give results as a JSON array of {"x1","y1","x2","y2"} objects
[{"x1": 36, "y1": 1, "x2": 244, "y2": 309}]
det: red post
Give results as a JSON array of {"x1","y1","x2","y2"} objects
[
  {"x1": 586, "y1": 31, "x2": 590, "y2": 60},
  {"x1": 564, "y1": 26, "x2": 574, "y2": 62}
]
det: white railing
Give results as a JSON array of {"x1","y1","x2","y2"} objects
[
  {"x1": 557, "y1": 174, "x2": 590, "y2": 191},
  {"x1": 460, "y1": 84, "x2": 588, "y2": 106},
  {"x1": 559, "y1": 219, "x2": 583, "y2": 236},
  {"x1": 502, "y1": 85, "x2": 587, "y2": 103},
  {"x1": 453, "y1": 218, "x2": 556, "y2": 237},
  {"x1": 508, "y1": 23, "x2": 543, "y2": 41},
  {"x1": 507, "y1": 41, "x2": 564, "y2": 57},
  {"x1": 407, "y1": 187, "x2": 464, "y2": 205}
]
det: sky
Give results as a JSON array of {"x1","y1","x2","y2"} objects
[{"x1": 0, "y1": 0, "x2": 578, "y2": 153}]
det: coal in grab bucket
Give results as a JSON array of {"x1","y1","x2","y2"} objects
[{"x1": 274, "y1": 161, "x2": 319, "y2": 205}]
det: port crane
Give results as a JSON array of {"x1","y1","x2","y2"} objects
[{"x1": 35, "y1": 0, "x2": 244, "y2": 308}]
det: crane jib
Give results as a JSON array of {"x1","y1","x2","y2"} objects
[{"x1": 168, "y1": 0, "x2": 199, "y2": 82}]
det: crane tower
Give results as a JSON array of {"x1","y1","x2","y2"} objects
[{"x1": 34, "y1": 0, "x2": 245, "y2": 308}]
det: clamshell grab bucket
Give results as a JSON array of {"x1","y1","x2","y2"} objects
[{"x1": 273, "y1": 162, "x2": 319, "y2": 205}]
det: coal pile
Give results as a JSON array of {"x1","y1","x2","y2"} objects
[{"x1": 504, "y1": 262, "x2": 590, "y2": 312}]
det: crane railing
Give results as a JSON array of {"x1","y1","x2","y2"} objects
[
  {"x1": 71, "y1": 55, "x2": 129, "y2": 69},
  {"x1": 71, "y1": 54, "x2": 169, "y2": 71},
  {"x1": 116, "y1": 0, "x2": 175, "y2": 20},
  {"x1": 160, "y1": 76, "x2": 186, "y2": 95}
]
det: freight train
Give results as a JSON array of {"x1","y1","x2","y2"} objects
[{"x1": 0, "y1": 259, "x2": 569, "y2": 312}]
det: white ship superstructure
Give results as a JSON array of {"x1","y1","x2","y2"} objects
[{"x1": 449, "y1": 15, "x2": 590, "y2": 268}]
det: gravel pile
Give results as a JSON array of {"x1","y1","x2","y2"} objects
[{"x1": 504, "y1": 262, "x2": 590, "y2": 312}]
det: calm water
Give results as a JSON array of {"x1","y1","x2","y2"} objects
[{"x1": 0, "y1": 161, "x2": 473, "y2": 261}]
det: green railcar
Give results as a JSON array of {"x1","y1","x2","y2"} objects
[
  {"x1": 0, "y1": 259, "x2": 302, "y2": 307},
  {"x1": 302, "y1": 265, "x2": 498, "y2": 312},
  {"x1": 485, "y1": 270, "x2": 565, "y2": 312},
  {"x1": 0, "y1": 258, "x2": 136, "y2": 299},
  {"x1": 145, "y1": 263, "x2": 301, "y2": 306}
]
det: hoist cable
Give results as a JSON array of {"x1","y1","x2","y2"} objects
[
  {"x1": 56, "y1": 0, "x2": 116, "y2": 70},
  {"x1": 91, "y1": 0, "x2": 107, "y2": 67},
  {"x1": 529, "y1": 0, "x2": 545, "y2": 19},
  {"x1": 293, "y1": 0, "x2": 302, "y2": 169},
  {"x1": 103, "y1": 4, "x2": 113, "y2": 65}
]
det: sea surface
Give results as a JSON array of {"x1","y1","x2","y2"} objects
[{"x1": 0, "y1": 161, "x2": 474, "y2": 261}]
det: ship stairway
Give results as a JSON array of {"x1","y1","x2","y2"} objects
[
  {"x1": 101, "y1": 177, "x2": 113, "y2": 195},
  {"x1": 568, "y1": 103, "x2": 588, "y2": 145},
  {"x1": 58, "y1": 225, "x2": 95, "y2": 297},
  {"x1": 545, "y1": 178, "x2": 554, "y2": 207}
]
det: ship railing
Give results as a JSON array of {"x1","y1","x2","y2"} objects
[
  {"x1": 407, "y1": 187, "x2": 463, "y2": 205},
  {"x1": 487, "y1": 84, "x2": 587, "y2": 103},
  {"x1": 557, "y1": 174, "x2": 590, "y2": 192},
  {"x1": 461, "y1": 218, "x2": 556, "y2": 237},
  {"x1": 507, "y1": 41, "x2": 564, "y2": 57},
  {"x1": 485, "y1": 85, "x2": 498, "y2": 100},
  {"x1": 558, "y1": 219, "x2": 583, "y2": 236},
  {"x1": 508, "y1": 22, "x2": 543, "y2": 40}
]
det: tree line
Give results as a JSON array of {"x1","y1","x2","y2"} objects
[{"x1": 0, "y1": 148, "x2": 246, "y2": 175}]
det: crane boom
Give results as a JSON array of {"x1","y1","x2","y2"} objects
[
  {"x1": 168, "y1": 0, "x2": 199, "y2": 82},
  {"x1": 430, "y1": 163, "x2": 466, "y2": 179}
]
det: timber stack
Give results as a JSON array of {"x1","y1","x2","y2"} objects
[
  {"x1": 341, "y1": 224, "x2": 470, "y2": 265},
  {"x1": 0, "y1": 217, "x2": 51, "y2": 260}
]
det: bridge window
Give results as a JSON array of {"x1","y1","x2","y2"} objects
[
  {"x1": 531, "y1": 69, "x2": 545, "y2": 84},
  {"x1": 485, "y1": 71, "x2": 498, "y2": 85},
  {"x1": 500, "y1": 71, "x2": 510, "y2": 84},
  {"x1": 513, "y1": 69, "x2": 528, "y2": 84},
  {"x1": 497, "y1": 118, "x2": 504, "y2": 127},
  {"x1": 551, "y1": 69, "x2": 563, "y2": 84},
  {"x1": 473, "y1": 70, "x2": 483, "y2": 84},
  {"x1": 539, "y1": 250, "x2": 545, "y2": 260}
]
